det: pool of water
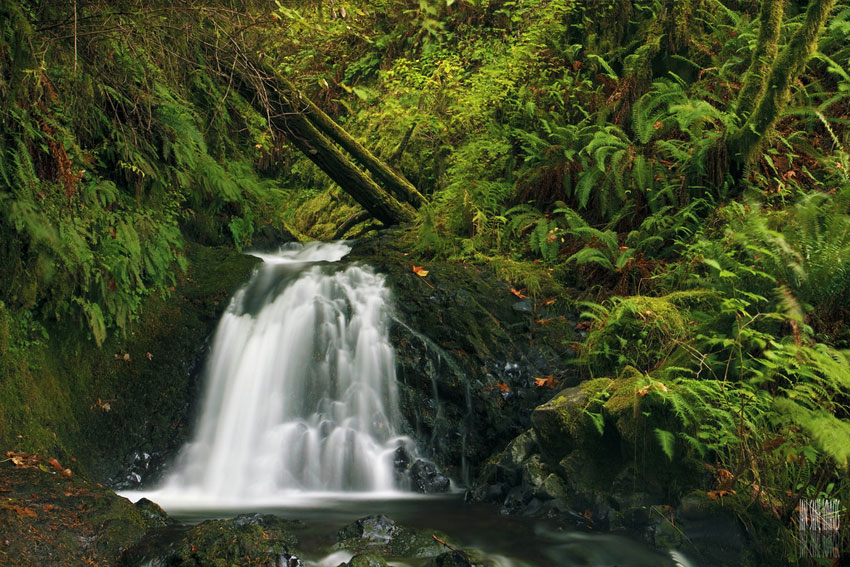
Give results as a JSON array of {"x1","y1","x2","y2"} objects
[{"x1": 133, "y1": 492, "x2": 692, "y2": 567}]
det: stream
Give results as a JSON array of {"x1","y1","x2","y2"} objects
[{"x1": 122, "y1": 242, "x2": 694, "y2": 567}]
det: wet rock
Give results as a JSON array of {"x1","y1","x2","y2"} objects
[
  {"x1": 408, "y1": 459, "x2": 451, "y2": 493},
  {"x1": 250, "y1": 222, "x2": 297, "y2": 251},
  {"x1": 501, "y1": 486, "x2": 533, "y2": 515},
  {"x1": 426, "y1": 550, "x2": 472, "y2": 567},
  {"x1": 336, "y1": 516, "x2": 450, "y2": 559},
  {"x1": 122, "y1": 514, "x2": 301, "y2": 567},
  {"x1": 343, "y1": 554, "x2": 389, "y2": 567},
  {"x1": 338, "y1": 515, "x2": 397, "y2": 543},
  {"x1": 666, "y1": 491, "x2": 749, "y2": 566},
  {"x1": 134, "y1": 498, "x2": 171, "y2": 527}
]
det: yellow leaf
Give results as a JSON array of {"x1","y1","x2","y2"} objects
[{"x1": 412, "y1": 265, "x2": 429, "y2": 277}]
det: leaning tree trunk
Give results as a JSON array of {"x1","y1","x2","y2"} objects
[
  {"x1": 729, "y1": 0, "x2": 836, "y2": 170},
  {"x1": 285, "y1": 81, "x2": 428, "y2": 207},
  {"x1": 735, "y1": 0, "x2": 786, "y2": 120},
  {"x1": 234, "y1": 59, "x2": 416, "y2": 226}
]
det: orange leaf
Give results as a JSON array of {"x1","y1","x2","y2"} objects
[
  {"x1": 412, "y1": 265, "x2": 429, "y2": 277},
  {"x1": 541, "y1": 298, "x2": 556, "y2": 306},
  {"x1": 10, "y1": 505, "x2": 37, "y2": 519},
  {"x1": 510, "y1": 287, "x2": 528, "y2": 299},
  {"x1": 487, "y1": 382, "x2": 510, "y2": 393},
  {"x1": 533, "y1": 375, "x2": 559, "y2": 389},
  {"x1": 536, "y1": 318, "x2": 554, "y2": 325},
  {"x1": 707, "y1": 489, "x2": 735, "y2": 500},
  {"x1": 48, "y1": 457, "x2": 62, "y2": 470},
  {"x1": 61, "y1": 468, "x2": 73, "y2": 477}
]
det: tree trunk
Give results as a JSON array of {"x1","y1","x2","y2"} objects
[
  {"x1": 234, "y1": 60, "x2": 416, "y2": 226},
  {"x1": 736, "y1": 0, "x2": 786, "y2": 120},
  {"x1": 285, "y1": 81, "x2": 428, "y2": 207},
  {"x1": 729, "y1": 0, "x2": 836, "y2": 169}
]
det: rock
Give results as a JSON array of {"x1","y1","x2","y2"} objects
[
  {"x1": 336, "y1": 516, "x2": 450, "y2": 559},
  {"x1": 521, "y1": 454, "x2": 549, "y2": 492},
  {"x1": 504, "y1": 429, "x2": 538, "y2": 464},
  {"x1": 134, "y1": 498, "x2": 170, "y2": 527},
  {"x1": 408, "y1": 459, "x2": 451, "y2": 493},
  {"x1": 426, "y1": 550, "x2": 472, "y2": 567},
  {"x1": 539, "y1": 474, "x2": 568, "y2": 501},
  {"x1": 344, "y1": 554, "x2": 389, "y2": 567},
  {"x1": 122, "y1": 514, "x2": 301, "y2": 567},
  {"x1": 338, "y1": 515, "x2": 396, "y2": 543},
  {"x1": 501, "y1": 485, "x2": 533, "y2": 515},
  {"x1": 531, "y1": 378, "x2": 611, "y2": 459}
]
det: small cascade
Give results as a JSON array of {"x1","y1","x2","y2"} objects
[{"x1": 151, "y1": 242, "x2": 420, "y2": 503}]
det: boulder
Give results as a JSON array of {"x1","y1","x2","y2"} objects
[
  {"x1": 336, "y1": 515, "x2": 451, "y2": 559},
  {"x1": 531, "y1": 378, "x2": 611, "y2": 459},
  {"x1": 122, "y1": 514, "x2": 301, "y2": 567},
  {"x1": 408, "y1": 459, "x2": 451, "y2": 493}
]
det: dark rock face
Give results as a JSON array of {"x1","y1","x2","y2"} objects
[
  {"x1": 408, "y1": 459, "x2": 451, "y2": 493},
  {"x1": 122, "y1": 513, "x2": 302, "y2": 567},
  {"x1": 347, "y1": 232, "x2": 580, "y2": 486}
]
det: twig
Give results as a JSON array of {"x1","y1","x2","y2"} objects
[{"x1": 432, "y1": 534, "x2": 458, "y2": 552}]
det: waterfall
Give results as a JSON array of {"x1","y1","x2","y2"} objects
[{"x1": 148, "y1": 242, "x2": 418, "y2": 505}]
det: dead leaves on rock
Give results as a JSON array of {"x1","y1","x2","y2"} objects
[{"x1": 4, "y1": 452, "x2": 72, "y2": 478}]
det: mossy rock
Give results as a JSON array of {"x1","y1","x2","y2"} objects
[
  {"x1": 346, "y1": 554, "x2": 390, "y2": 567},
  {"x1": 530, "y1": 377, "x2": 612, "y2": 459},
  {"x1": 123, "y1": 514, "x2": 301, "y2": 567},
  {"x1": 336, "y1": 515, "x2": 452, "y2": 559},
  {"x1": 0, "y1": 464, "x2": 157, "y2": 567}
]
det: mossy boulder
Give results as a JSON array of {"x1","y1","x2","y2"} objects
[
  {"x1": 0, "y1": 462, "x2": 161, "y2": 567},
  {"x1": 531, "y1": 377, "x2": 612, "y2": 459},
  {"x1": 122, "y1": 513, "x2": 301, "y2": 567},
  {"x1": 336, "y1": 515, "x2": 452, "y2": 559}
]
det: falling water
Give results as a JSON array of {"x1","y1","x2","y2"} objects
[{"x1": 147, "y1": 242, "x2": 417, "y2": 505}]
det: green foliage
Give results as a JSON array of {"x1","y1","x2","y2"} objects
[{"x1": 0, "y1": 1, "x2": 286, "y2": 342}]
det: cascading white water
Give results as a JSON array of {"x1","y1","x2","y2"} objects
[{"x1": 143, "y1": 242, "x2": 418, "y2": 505}]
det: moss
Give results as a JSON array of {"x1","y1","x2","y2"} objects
[
  {"x1": 584, "y1": 292, "x2": 715, "y2": 374},
  {"x1": 0, "y1": 243, "x2": 260, "y2": 481},
  {"x1": 531, "y1": 378, "x2": 613, "y2": 459},
  {"x1": 290, "y1": 188, "x2": 363, "y2": 240}
]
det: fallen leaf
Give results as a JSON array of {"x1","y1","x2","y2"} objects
[
  {"x1": 536, "y1": 318, "x2": 554, "y2": 325},
  {"x1": 533, "y1": 375, "x2": 559, "y2": 389},
  {"x1": 541, "y1": 297, "x2": 556, "y2": 306},
  {"x1": 123, "y1": 353, "x2": 130, "y2": 361},
  {"x1": 48, "y1": 457, "x2": 63, "y2": 470},
  {"x1": 9, "y1": 505, "x2": 37, "y2": 519},
  {"x1": 707, "y1": 489, "x2": 735, "y2": 500},
  {"x1": 411, "y1": 265, "x2": 429, "y2": 277},
  {"x1": 61, "y1": 468, "x2": 73, "y2": 477},
  {"x1": 510, "y1": 287, "x2": 528, "y2": 299},
  {"x1": 11, "y1": 456, "x2": 24, "y2": 467},
  {"x1": 145, "y1": 352, "x2": 153, "y2": 360},
  {"x1": 487, "y1": 382, "x2": 510, "y2": 393},
  {"x1": 637, "y1": 382, "x2": 669, "y2": 396}
]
